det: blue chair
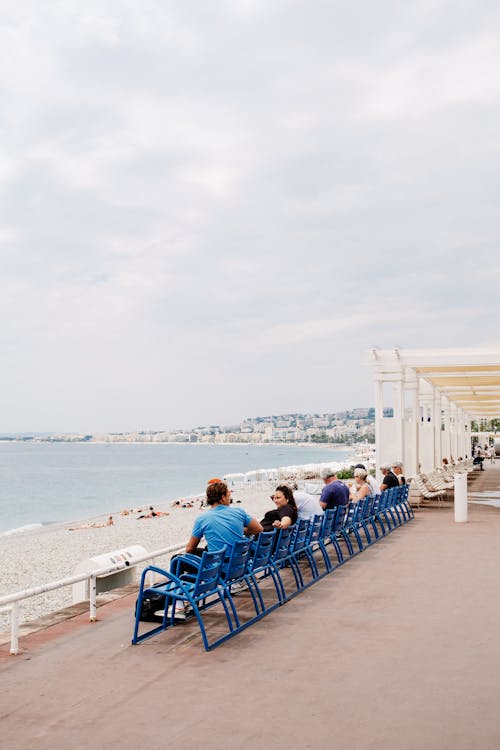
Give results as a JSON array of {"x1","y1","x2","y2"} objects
[
  {"x1": 132, "y1": 547, "x2": 227, "y2": 651},
  {"x1": 322, "y1": 504, "x2": 349, "y2": 565},
  {"x1": 282, "y1": 519, "x2": 311, "y2": 594},
  {"x1": 246, "y1": 530, "x2": 281, "y2": 614},
  {"x1": 171, "y1": 539, "x2": 257, "y2": 647},
  {"x1": 353, "y1": 497, "x2": 372, "y2": 545},
  {"x1": 268, "y1": 526, "x2": 293, "y2": 602},
  {"x1": 398, "y1": 484, "x2": 413, "y2": 520},
  {"x1": 303, "y1": 514, "x2": 326, "y2": 579},
  {"x1": 370, "y1": 494, "x2": 388, "y2": 536},
  {"x1": 364, "y1": 495, "x2": 381, "y2": 541},
  {"x1": 316, "y1": 509, "x2": 337, "y2": 572},
  {"x1": 341, "y1": 502, "x2": 364, "y2": 554}
]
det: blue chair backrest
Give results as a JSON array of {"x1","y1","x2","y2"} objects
[
  {"x1": 345, "y1": 501, "x2": 358, "y2": 527},
  {"x1": 271, "y1": 526, "x2": 293, "y2": 564},
  {"x1": 307, "y1": 514, "x2": 324, "y2": 544},
  {"x1": 289, "y1": 519, "x2": 310, "y2": 553},
  {"x1": 193, "y1": 548, "x2": 226, "y2": 597},
  {"x1": 221, "y1": 538, "x2": 253, "y2": 582},
  {"x1": 333, "y1": 504, "x2": 348, "y2": 532},
  {"x1": 364, "y1": 496, "x2": 375, "y2": 518},
  {"x1": 251, "y1": 530, "x2": 276, "y2": 568},
  {"x1": 320, "y1": 508, "x2": 336, "y2": 538}
]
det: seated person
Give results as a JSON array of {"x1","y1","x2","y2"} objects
[
  {"x1": 185, "y1": 481, "x2": 262, "y2": 555},
  {"x1": 350, "y1": 469, "x2": 371, "y2": 501},
  {"x1": 168, "y1": 481, "x2": 262, "y2": 617},
  {"x1": 379, "y1": 465, "x2": 399, "y2": 492},
  {"x1": 319, "y1": 467, "x2": 350, "y2": 511},
  {"x1": 292, "y1": 483, "x2": 323, "y2": 521},
  {"x1": 260, "y1": 485, "x2": 298, "y2": 531}
]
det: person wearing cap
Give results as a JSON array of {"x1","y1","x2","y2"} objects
[
  {"x1": 391, "y1": 461, "x2": 406, "y2": 486},
  {"x1": 379, "y1": 464, "x2": 399, "y2": 492},
  {"x1": 319, "y1": 467, "x2": 350, "y2": 511}
]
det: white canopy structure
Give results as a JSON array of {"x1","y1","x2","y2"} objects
[{"x1": 370, "y1": 348, "x2": 500, "y2": 477}]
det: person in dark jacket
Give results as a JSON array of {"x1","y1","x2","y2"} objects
[{"x1": 380, "y1": 464, "x2": 399, "y2": 492}]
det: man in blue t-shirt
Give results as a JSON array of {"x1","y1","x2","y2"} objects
[
  {"x1": 319, "y1": 467, "x2": 350, "y2": 511},
  {"x1": 186, "y1": 481, "x2": 263, "y2": 555}
]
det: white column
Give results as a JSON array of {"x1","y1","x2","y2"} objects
[
  {"x1": 454, "y1": 473, "x2": 468, "y2": 522},
  {"x1": 403, "y1": 368, "x2": 419, "y2": 478},
  {"x1": 450, "y1": 403, "x2": 458, "y2": 461},
  {"x1": 441, "y1": 396, "x2": 451, "y2": 462},
  {"x1": 433, "y1": 390, "x2": 442, "y2": 467},
  {"x1": 418, "y1": 379, "x2": 436, "y2": 472},
  {"x1": 374, "y1": 366, "x2": 404, "y2": 478},
  {"x1": 374, "y1": 377, "x2": 384, "y2": 474}
]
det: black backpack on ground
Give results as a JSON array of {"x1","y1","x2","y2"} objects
[{"x1": 135, "y1": 588, "x2": 167, "y2": 623}]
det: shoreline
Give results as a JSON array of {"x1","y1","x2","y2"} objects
[{"x1": 1, "y1": 446, "x2": 371, "y2": 537}]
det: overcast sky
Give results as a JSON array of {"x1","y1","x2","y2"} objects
[{"x1": 1, "y1": 1, "x2": 500, "y2": 432}]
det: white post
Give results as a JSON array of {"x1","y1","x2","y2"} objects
[
  {"x1": 89, "y1": 575, "x2": 97, "y2": 622},
  {"x1": 10, "y1": 601, "x2": 19, "y2": 656},
  {"x1": 454, "y1": 472, "x2": 468, "y2": 522}
]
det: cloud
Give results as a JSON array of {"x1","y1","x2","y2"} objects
[{"x1": 1, "y1": 1, "x2": 500, "y2": 430}]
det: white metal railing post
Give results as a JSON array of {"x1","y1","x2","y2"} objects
[
  {"x1": 89, "y1": 575, "x2": 97, "y2": 621},
  {"x1": 10, "y1": 602, "x2": 19, "y2": 655},
  {"x1": 454, "y1": 472, "x2": 468, "y2": 522},
  {"x1": 0, "y1": 541, "x2": 185, "y2": 651}
]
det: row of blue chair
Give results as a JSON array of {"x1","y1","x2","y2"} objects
[{"x1": 132, "y1": 484, "x2": 413, "y2": 650}]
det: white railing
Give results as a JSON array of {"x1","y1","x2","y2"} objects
[{"x1": 0, "y1": 542, "x2": 185, "y2": 656}]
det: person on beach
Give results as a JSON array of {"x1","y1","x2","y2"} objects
[
  {"x1": 69, "y1": 515, "x2": 114, "y2": 531},
  {"x1": 379, "y1": 464, "x2": 399, "y2": 491},
  {"x1": 319, "y1": 467, "x2": 349, "y2": 511},
  {"x1": 260, "y1": 485, "x2": 298, "y2": 531},
  {"x1": 137, "y1": 506, "x2": 169, "y2": 519}
]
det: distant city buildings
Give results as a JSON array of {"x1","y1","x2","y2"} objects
[{"x1": 0, "y1": 409, "x2": 376, "y2": 445}]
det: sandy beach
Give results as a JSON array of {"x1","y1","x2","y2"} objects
[{"x1": 0, "y1": 480, "x2": 301, "y2": 629}]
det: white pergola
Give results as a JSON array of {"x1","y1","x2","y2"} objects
[{"x1": 370, "y1": 348, "x2": 500, "y2": 477}]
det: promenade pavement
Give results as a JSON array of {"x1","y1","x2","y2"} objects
[{"x1": 1, "y1": 464, "x2": 500, "y2": 749}]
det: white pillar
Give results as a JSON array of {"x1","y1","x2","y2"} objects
[
  {"x1": 403, "y1": 368, "x2": 419, "y2": 478},
  {"x1": 418, "y1": 379, "x2": 435, "y2": 472},
  {"x1": 433, "y1": 390, "x2": 442, "y2": 467},
  {"x1": 454, "y1": 472, "x2": 468, "y2": 522},
  {"x1": 441, "y1": 396, "x2": 451, "y2": 462},
  {"x1": 374, "y1": 366, "x2": 404, "y2": 477},
  {"x1": 450, "y1": 403, "x2": 458, "y2": 461}
]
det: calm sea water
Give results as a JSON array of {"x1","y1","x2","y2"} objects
[{"x1": 0, "y1": 442, "x2": 354, "y2": 535}]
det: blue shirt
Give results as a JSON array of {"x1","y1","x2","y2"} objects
[
  {"x1": 191, "y1": 505, "x2": 253, "y2": 552},
  {"x1": 320, "y1": 480, "x2": 350, "y2": 509}
]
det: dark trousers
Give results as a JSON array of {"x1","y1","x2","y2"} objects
[{"x1": 170, "y1": 547, "x2": 205, "y2": 576}]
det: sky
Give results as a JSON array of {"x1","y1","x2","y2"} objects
[{"x1": 1, "y1": 0, "x2": 500, "y2": 433}]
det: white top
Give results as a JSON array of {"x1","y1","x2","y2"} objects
[
  {"x1": 293, "y1": 491, "x2": 324, "y2": 521},
  {"x1": 366, "y1": 474, "x2": 381, "y2": 496}
]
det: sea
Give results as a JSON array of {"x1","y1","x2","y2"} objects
[{"x1": 0, "y1": 442, "x2": 356, "y2": 536}]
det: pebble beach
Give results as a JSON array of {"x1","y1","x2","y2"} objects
[{"x1": 0, "y1": 480, "x2": 300, "y2": 630}]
